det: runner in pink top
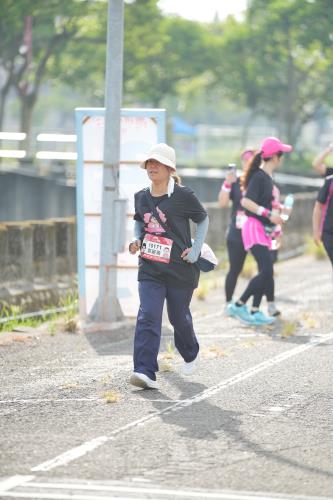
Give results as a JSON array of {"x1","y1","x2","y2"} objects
[{"x1": 227, "y1": 137, "x2": 293, "y2": 326}]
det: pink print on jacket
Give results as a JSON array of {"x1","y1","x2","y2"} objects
[{"x1": 144, "y1": 208, "x2": 167, "y2": 233}]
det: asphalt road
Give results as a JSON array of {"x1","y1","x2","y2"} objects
[{"x1": 0, "y1": 255, "x2": 332, "y2": 500}]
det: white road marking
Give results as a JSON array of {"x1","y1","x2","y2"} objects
[
  {"x1": 31, "y1": 332, "x2": 333, "y2": 472},
  {"x1": 31, "y1": 436, "x2": 109, "y2": 472},
  {"x1": 0, "y1": 493, "x2": 139, "y2": 499},
  {"x1": 164, "y1": 333, "x2": 260, "y2": 339},
  {"x1": 2, "y1": 480, "x2": 330, "y2": 500},
  {"x1": 193, "y1": 311, "x2": 222, "y2": 323},
  {"x1": 0, "y1": 475, "x2": 34, "y2": 492},
  {"x1": 0, "y1": 398, "x2": 101, "y2": 405}
]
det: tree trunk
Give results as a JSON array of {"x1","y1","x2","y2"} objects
[
  {"x1": 0, "y1": 91, "x2": 7, "y2": 131},
  {"x1": 0, "y1": 86, "x2": 11, "y2": 164},
  {"x1": 20, "y1": 94, "x2": 36, "y2": 158}
]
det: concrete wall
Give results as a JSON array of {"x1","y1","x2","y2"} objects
[
  {"x1": 0, "y1": 192, "x2": 316, "y2": 312},
  {"x1": 204, "y1": 192, "x2": 316, "y2": 256},
  {"x1": 0, "y1": 217, "x2": 76, "y2": 312},
  {"x1": 0, "y1": 167, "x2": 318, "y2": 221},
  {"x1": 0, "y1": 171, "x2": 75, "y2": 221}
]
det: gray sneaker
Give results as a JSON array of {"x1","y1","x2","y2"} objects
[
  {"x1": 130, "y1": 372, "x2": 158, "y2": 390},
  {"x1": 267, "y1": 303, "x2": 281, "y2": 317}
]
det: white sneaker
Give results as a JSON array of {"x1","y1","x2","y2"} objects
[
  {"x1": 130, "y1": 372, "x2": 158, "y2": 390},
  {"x1": 182, "y1": 355, "x2": 199, "y2": 376}
]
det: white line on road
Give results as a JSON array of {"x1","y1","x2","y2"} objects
[
  {"x1": 0, "y1": 398, "x2": 101, "y2": 405},
  {"x1": 0, "y1": 475, "x2": 34, "y2": 493},
  {"x1": 1, "y1": 481, "x2": 331, "y2": 500},
  {"x1": 31, "y1": 437, "x2": 109, "y2": 472},
  {"x1": 164, "y1": 333, "x2": 261, "y2": 339},
  {"x1": 31, "y1": 332, "x2": 333, "y2": 472},
  {"x1": 0, "y1": 493, "x2": 139, "y2": 499},
  {"x1": 23, "y1": 481, "x2": 333, "y2": 499}
]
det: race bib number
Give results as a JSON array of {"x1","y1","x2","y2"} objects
[
  {"x1": 141, "y1": 234, "x2": 173, "y2": 263},
  {"x1": 236, "y1": 210, "x2": 247, "y2": 229}
]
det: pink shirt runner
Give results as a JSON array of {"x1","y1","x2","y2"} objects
[{"x1": 242, "y1": 216, "x2": 272, "y2": 251}]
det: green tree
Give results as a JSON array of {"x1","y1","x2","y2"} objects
[
  {"x1": 124, "y1": 3, "x2": 216, "y2": 107},
  {"x1": 209, "y1": 0, "x2": 333, "y2": 147},
  {"x1": 51, "y1": 0, "x2": 216, "y2": 109},
  {"x1": 0, "y1": 0, "x2": 92, "y2": 153}
]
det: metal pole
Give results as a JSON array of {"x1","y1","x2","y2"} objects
[{"x1": 95, "y1": 0, "x2": 124, "y2": 322}]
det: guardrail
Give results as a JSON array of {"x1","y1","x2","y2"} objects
[
  {"x1": 0, "y1": 131, "x2": 325, "y2": 189},
  {"x1": 177, "y1": 167, "x2": 325, "y2": 188},
  {"x1": 0, "y1": 131, "x2": 77, "y2": 161}
]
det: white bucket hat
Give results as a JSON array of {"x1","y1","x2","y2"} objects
[{"x1": 140, "y1": 143, "x2": 176, "y2": 171}]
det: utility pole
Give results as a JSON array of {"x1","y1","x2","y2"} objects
[{"x1": 95, "y1": 0, "x2": 124, "y2": 323}]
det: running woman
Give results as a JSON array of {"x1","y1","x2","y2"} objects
[
  {"x1": 313, "y1": 174, "x2": 333, "y2": 268},
  {"x1": 227, "y1": 137, "x2": 292, "y2": 326},
  {"x1": 218, "y1": 150, "x2": 254, "y2": 311},
  {"x1": 218, "y1": 150, "x2": 282, "y2": 317},
  {"x1": 129, "y1": 143, "x2": 209, "y2": 389}
]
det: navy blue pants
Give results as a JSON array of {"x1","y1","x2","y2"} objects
[{"x1": 133, "y1": 280, "x2": 199, "y2": 380}]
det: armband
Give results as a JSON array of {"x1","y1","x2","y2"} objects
[
  {"x1": 221, "y1": 181, "x2": 232, "y2": 193},
  {"x1": 256, "y1": 206, "x2": 271, "y2": 219}
]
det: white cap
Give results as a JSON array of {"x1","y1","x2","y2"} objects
[{"x1": 140, "y1": 143, "x2": 176, "y2": 171}]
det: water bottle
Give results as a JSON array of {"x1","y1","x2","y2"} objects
[{"x1": 281, "y1": 194, "x2": 294, "y2": 221}]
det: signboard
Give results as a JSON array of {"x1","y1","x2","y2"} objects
[{"x1": 75, "y1": 108, "x2": 165, "y2": 319}]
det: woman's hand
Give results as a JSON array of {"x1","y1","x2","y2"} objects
[
  {"x1": 129, "y1": 239, "x2": 141, "y2": 254},
  {"x1": 181, "y1": 248, "x2": 191, "y2": 261},
  {"x1": 181, "y1": 247, "x2": 200, "y2": 264}
]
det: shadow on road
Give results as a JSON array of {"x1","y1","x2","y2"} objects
[{"x1": 137, "y1": 372, "x2": 333, "y2": 479}]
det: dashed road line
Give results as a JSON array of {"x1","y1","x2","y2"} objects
[{"x1": 31, "y1": 331, "x2": 333, "y2": 472}]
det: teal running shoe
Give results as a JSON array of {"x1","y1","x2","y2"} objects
[
  {"x1": 227, "y1": 303, "x2": 254, "y2": 324},
  {"x1": 251, "y1": 310, "x2": 275, "y2": 325}
]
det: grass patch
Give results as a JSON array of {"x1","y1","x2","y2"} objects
[
  {"x1": 159, "y1": 342, "x2": 176, "y2": 370},
  {"x1": 0, "y1": 291, "x2": 79, "y2": 334},
  {"x1": 306, "y1": 237, "x2": 327, "y2": 260},
  {"x1": 160, "y1": 341, "x2": 176, "y2": 360},
  {"x1": 159, "y1": 361, "x2": 174, "y2": 372},
  {"x1": 195, "y1": 280, "x2": 209, "y2": 300},
  {"x1": 102, "y1": 390, "x2": 120, "y2": 404},
  {"x1": 280, "y1": 321, "x2": 297, "y2": 338},
  {"x1": 300, "y1": 312, "x2": 318, "y2": 329},
  {"x1": 0, "y1": 302, "x2": 47, "y2": 332},
  {"x1": 100, "y1": 375, "x2": 112, "y2": 386},
  {"x1": 202, "y1": 344, "x2": 231, "y2": 358},
  {"x1": 194, "y1": 272, "x2": 223, "y2": 301},
  {"x1": 241, "y1": 254, "x2": 256, "y2": 279}
]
